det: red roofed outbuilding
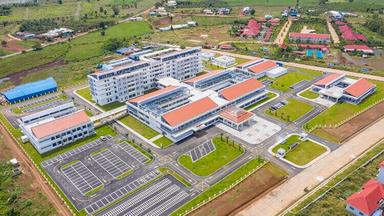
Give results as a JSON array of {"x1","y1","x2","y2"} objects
[
  {"x1": 344, "y1": 45, "x2": 374, "y2": 54},
  {"x1": 289, "y1": 32, "x2": 331, "y2": 44}
]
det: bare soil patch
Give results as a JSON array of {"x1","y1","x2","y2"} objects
[
  {"x1": 0, "y1": 125, "x2": 71, "y2": 215},
  {"x1": 321, "y1": 101, "x2": 384, "y2": 143},
  {"x1": 190, "y1": 163, "x2": 288, "y2": 216},
  {"x1": 4, "y1": 58, "x2": 64, "y2": 84},
  {"x1": 2, "y1": 35, "x2": 28, "y2": 52}
]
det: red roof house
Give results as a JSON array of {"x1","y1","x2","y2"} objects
[
  {"x1": 344, "y1": 45, "x2": 374, "y2": 54},
  {"x1": 242, "y1": 19, "x2": 260, "y2": 37},
  {"x1": 219, "y1": 78, "x2": 264, "y2": 101},
  {"x1": 346, "y1": 162, "x2": 384, "y2": 216}
]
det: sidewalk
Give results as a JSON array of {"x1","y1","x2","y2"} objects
[{"x1": 237, "y1": 117, "x2": 384, "y2": 216}]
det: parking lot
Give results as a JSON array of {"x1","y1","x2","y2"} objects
[
  {"x1": 99, "y1": 175, "x2": 193, "y2": 216},
  {"x1": 42, "y1": 136, "x2": 158, "y2": 210},
  {"x1": 62, "y1": 161, "x2": 103, "y2": 195},
  {"x1": 188, "y1": 141, "x2": 215, "y2": 162},
  {"x1": 91, "y1": 149, "x2": 132, "y2": 179}
]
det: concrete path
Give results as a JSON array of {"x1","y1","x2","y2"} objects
[{"x1": 237, "y1": 117, "x2": 384, "y2": 216}]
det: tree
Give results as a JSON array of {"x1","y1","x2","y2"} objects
[
  {"x1": 250, "y1": 8, "x2": 255, "y2": 16},
  {"x1": 58, "y1": 0, "x2": 63, "y2": 4},
  {"x1": 220, "y1": 133, "x2": 223, "y2": 141},
  {"x1": 1, "y1": 40, "x2": 7, "y2": 47},
  {"x1": 112, "y1": 5, "x2": 120, "y2": 16},
  {"x1": 32, "y1": 43, "x2": 42, "y2": 51}
]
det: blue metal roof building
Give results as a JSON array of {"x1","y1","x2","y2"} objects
[{"x1": 2, "y1": 77, "x2": 58, "y2": 103}]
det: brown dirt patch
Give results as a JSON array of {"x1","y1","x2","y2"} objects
[
  {"x1": 0, "y1": 125, "x2": 72, "y2": 216},
  {"x1": 322, "y1": 101, "x2": 384, "y2": 143},
  {"x1": 2, "y1": 35, "x2": 28, "y2": 52},
  {"x1": 5, "y1": 58, "x2": 64, "y2": 84},
  {"x1": 190, "y1": 163, "x2": 288, "y2": 216}
]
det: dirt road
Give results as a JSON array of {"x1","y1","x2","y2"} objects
[
  {"x1": 0, "y1": 125, "x2": 72, "y2": 216},
  {"x1": 327, "y1": 20, "x2": 340, "y2": 44},
  {"x1": 274, "y1": 19, "x2": 291, "y2": 45}
]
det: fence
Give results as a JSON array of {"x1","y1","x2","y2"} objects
[
  {"x1": 178, "y1": 160, "x2": 268, "y2": 216},
  {"x1": 307, "y1": 98, "x2": 384, "y2": 134},
  {"x1": 0, "y1": 115, "x2": 76, "y2": 215}
]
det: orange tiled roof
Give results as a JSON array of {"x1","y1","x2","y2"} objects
[
  {"x1": 314, "y1": 73, "x2": 343, "y2": 86},
  {"x1": 31, "y1": 111, "x2": 90, "y2": 139},
  {"x1": 219, "y1": 78, "x2": 264, "y2": 101},
  {"x1": 162, "y1": 97, "x2": 218, "y2": 127},
  {"x1": 248, "y1": 60, "x2": 277, "y2": 74},
  {"x1": 220, "y1": 107, "x2": 254, "y2": 124},
  {"x1": 344, "y1": 79, "x2": 375, "y2": 98},
  {"x1": 129, "y1": 86, "x2": 179, "y2": 104}
]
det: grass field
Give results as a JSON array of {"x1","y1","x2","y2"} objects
[
  {"x1": 153, "y1": 136, "x2": 173, "y2": 148},
  {"x1": 299, "y1": 89, "x2": 319, "y2": 100},
  {"x1": 0, "y1": 21, "x2": 153, "y2": 90},
  {"x1": 159, "y1": 167, "x2": 192, "y2": 187},
  {"x1": 289, "y1": 17, "x2": 329, "y2": 35},
  {"x1": 272, "y1": 135, "x2": 327, "y2": 166},
  {"x1": 75, "y1": 87, "x2": 124, "y2": 111},
  {"x1": 270, "y1": 72, "x2": 314, "y2": 92},
  {"x1": 290, "y1": 140, "x2": 384, "y2": 216},
  {"x1": 267, "y1": 98, "x2": 314, "y2": 122},
  {"x1": 118, "y1": 115, "x2": 159, "y2": 140},
  {"x1": 171, "y1": 158, "x2": 267, "y2": 216},
  {"x1": 304, "y1": 80, "x2": 384, "y2": 131},
  {"x1": 178, "y1": 136, "x2": 244, "y2": 176}
]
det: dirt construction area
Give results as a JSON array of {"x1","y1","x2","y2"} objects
[
  {"x1": 321, "y1": 101, "x2": 384, "y2": 143},
  {"x1": 190, "y1": 163, "x2": 288, "y2": 216}
]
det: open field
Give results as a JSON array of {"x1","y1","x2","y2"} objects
[
  {"x1": 290, "y1": 140, "x2": 384, "y2": 216},
  {"x1": 304, "y1": 80, "x2": 384, "y2": 132},
  {"x1": 0, "y1": 21, "x2": 153, "y2": 90},
  {"x1": 272, "y1": 135, "x2": 327, "y2": 166},
  {"x1": 178, "y1": 136, "x2": 244, "y2": 176},
  {"x1": 0, "y1": 127, "x2": 56, "y2": 216},
  {"x1": 267, "y1": 98, "x2": 314, "y2": 122},
  {"x1": 289, "y1": 18, "x2": 329, "y2": 35},
  {"x1": 0, "y1": 0, "x2": 158, "y2": 22},
  {"x1": 190, "y1": 162, "x2": 288, "y2": 216},
  {"x1": 314, "y1": 101, "x2": 384, "y2": 143},
  {"x1": 119, "y1": 115, "x2": 159, "y2": 140}
]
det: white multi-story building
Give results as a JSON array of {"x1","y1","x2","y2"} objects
[
  {"x1": 212, "y1": 55, "x2": 236, "y2": 68},
  {"x1": 20, "y1": 110, "x2": 94, "y2": 154},
  {"x1": 127, "y1": 68, "x2": 267, "y2": 142},
  {"x1": 18, "y1": 102, "x2": 76, "y2": 125},
  {"x1": 88, "y1": 47, "x2": 202, "y2": 105}
]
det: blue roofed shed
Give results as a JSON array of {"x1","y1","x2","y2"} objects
[{"x1": 2, "y1": 77, "x2": 58, "y2": 103}]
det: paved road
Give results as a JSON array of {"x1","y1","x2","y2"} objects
[
  {"x1": 206, "y1": 49, "x2": 384, "y2": 82},
  {"x1": 238, "y1": 117, "x2": 384, "y2": 216}
]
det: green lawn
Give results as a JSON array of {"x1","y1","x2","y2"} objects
[
  {"x1": 75, "y1": 87, "x2": 124, "y2": 111},
  {"x1": 119, "y1": 115, "x2": 159, "y2": 140},
  {"x1": 153, "y1": 136, "x2": 173, "y2": 148},
  {"x1": 244, "y1": 92, "x2": 278, "y2": 111},
  {"x1": 270, "y1": 72, "x2": 314, "y2": 92},
  {"x1": 304, "y1": 80, "x2": 384, "y2": 131},
  {"x1": 267, "y1": 98, "x2": 314, "y2": 122},
  {"x1": 272, "y1": 135, "x2": 327, "y2": 166},
  {"x1": 178, "y1": 136, "x2": 244, "y2": 176},
  {"x1": 171, "y1": 158, "x2": 267, "y2": 216},
  {"x1": 299, "y1": 89, "x2": 319, "y2": 100},
  {"x1": 159, "y1": 167, "x2": 192, "y2": 187}
]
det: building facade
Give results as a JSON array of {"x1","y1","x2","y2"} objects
[
  {"x1": 88, "y1": 47, "x2": 202, "y2": 105},
  {"x1": 127, "y1": 69, "x2": 268, "y2": 142},
  {"x1": 20, "y1": 110, "x2": 94, "y2": 154},
  {"x1": 289, "y1": 33, "x2": 331, "y2": 44},
  {"x1": 311, "y1": 74, "x2": 376, "y2": 104}
]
